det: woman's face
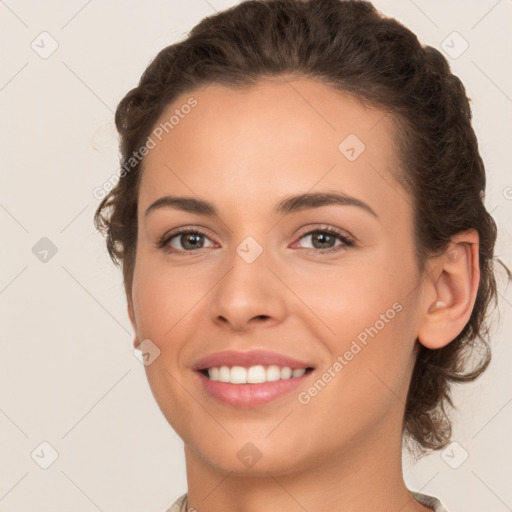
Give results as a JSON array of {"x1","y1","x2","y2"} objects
[{"x1": 128, "y1": 78, "x2": 425, "y2": 474}]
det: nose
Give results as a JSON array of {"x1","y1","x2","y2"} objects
[{"x1": 209, "y1": 247, "x2": 287, "y2": 332}]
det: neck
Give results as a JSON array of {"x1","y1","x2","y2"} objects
[{"x1": 183, "y1": 413, "x2": 431, "y2": 512}]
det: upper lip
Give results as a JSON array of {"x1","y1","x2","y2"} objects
[{"x1": 193, "y1": 350, "x2": 315, "y2": 371}]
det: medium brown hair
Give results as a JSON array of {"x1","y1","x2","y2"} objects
[{"x1": 94, "y1": 0, "x2": 508, "y2": 453}]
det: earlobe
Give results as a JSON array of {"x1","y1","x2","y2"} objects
[
  {"x1": 127, "y1": 299, "x2": 140, "y2": 349},
  {"x1": 417, "y1": 229, "x2": 480, "y2": 350}
]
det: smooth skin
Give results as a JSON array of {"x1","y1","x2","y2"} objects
[{"x1": 127, "y1": 77, "x2": 479, "y2": 512}]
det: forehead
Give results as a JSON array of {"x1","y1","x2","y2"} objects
[{"x1": 138, "y1": 78, "x2": 408, "y2": 226}]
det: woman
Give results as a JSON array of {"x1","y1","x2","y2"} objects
[{"x1": 94, "y1": 1, "x2": 508, "y2": 510}]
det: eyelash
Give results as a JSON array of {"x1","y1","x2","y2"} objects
[{"x1": 156, "y1": 225, "x2": 354, "y2": 256}]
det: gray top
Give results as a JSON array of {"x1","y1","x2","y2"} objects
[{"x1": 164, "y1": 491, "x2": 449, "y2": 511}]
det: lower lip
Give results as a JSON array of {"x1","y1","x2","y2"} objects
[{"x1": 197, "y1": 371, "x2": 313, "y2": 408}]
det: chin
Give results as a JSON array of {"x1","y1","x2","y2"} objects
[
  {"x1": 199, "y1": 444, "x2": 309, "y2": 476},
  {"x1": 183, "y1": 427, "x2": 324, "y2": 478}
]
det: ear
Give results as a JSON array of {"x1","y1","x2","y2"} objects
[
  {"x1": 127, "y1": 297, "x2": 140, "y2": 349},
  {"x1": 417, "y1": 229, "x2": 480, "y2": 349}
]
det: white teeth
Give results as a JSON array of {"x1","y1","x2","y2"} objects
[
  {"x1": 266, "y1": 365, "x2": 281, "y2": 382},
  {"x1": 230, "y1": 366, "x2": 247, "y2": 384},
  {"x1": 206, "y1": 365, "x2": 309, "y2": 383},
  {"x1": 247, "y1": 365, "x2": 266, "y2": 384},
  {"x1": 280, "y1": 367, "x2": 292, "y2": 380},
  {"x1": 218, "y1": 366, "x2": 230, "y2": 383},
  {"x1": 209, "y1": 367, "x2": 220, "y2": 381}
]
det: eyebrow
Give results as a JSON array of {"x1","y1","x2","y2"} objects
[{"x1": 144, "y1": 191, "x2": 378, "y2": 219}]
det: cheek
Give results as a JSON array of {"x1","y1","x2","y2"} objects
[
  {"x1": 130, "y1": 257, "x2": 207, "y2": 435},
  {"x1": 290, "y1": 252, "x2": 410, "y2": 337},
  {"x1": 290, "y1": 248, "x2": 419, "y2": 391},
  {"x1": 131, "y1": 253, "x2": 208, "y2": 340},
  {"x1": 291, "y1": 301, "x2": 417, "y2": 453}
]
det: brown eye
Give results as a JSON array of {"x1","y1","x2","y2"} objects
[
  {"x1": 302, "y1": 231, "x2": 338, "y2": 249},
  {"x1": 172, "y1": 232, "x2": 206, "y2": 251},
  {"x1": 157, "y1": 228, "x2": 216, "y2": 255},
  {"x1": 295, "y1": 227, "x2": 354, "y2": 255}
]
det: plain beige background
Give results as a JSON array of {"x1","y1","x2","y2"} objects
[{"x1": 1, "y1": 1, "x2": 511, "y2": 511}]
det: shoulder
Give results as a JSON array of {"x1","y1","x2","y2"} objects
[
  {"x1": 163, "y1": 493, "x2": 188, "y2": 512},
  {"x1": 411, "y1": 491, "x2": 450, "y2": 512}
]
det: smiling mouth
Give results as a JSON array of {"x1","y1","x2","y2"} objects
[{"x1": 199, "y1": 365, "x2": 315, "y2": 384}]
